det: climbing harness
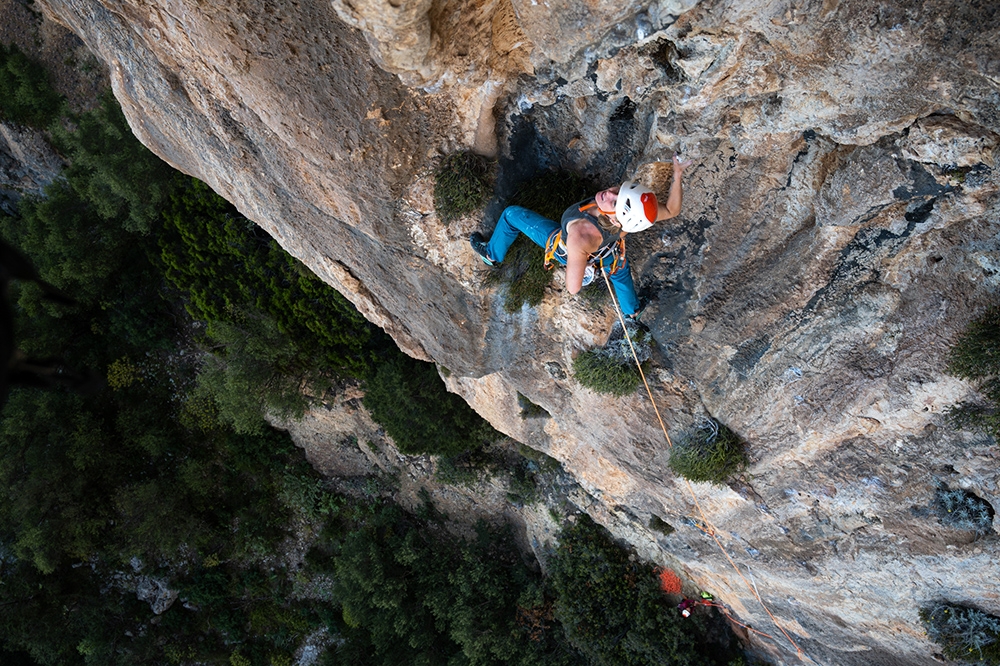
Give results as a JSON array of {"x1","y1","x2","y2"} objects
[
  {"x1": 543, "y1": 202, "x2": 627, "y2": 274},
  {"x1": 598, "y1": 264, "x2": 813, "y2": 664}
]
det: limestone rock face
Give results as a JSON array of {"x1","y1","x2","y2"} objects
[{"x1": 31, "y1": 0, "x2": 1000, "y2": 663}]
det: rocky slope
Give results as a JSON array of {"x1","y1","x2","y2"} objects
[{"x1": 29, "y1": 0, "x2": 1000, "y2": 663}]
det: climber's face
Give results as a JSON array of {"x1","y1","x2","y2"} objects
[{"x1": 595, "y1": 186, "x2": 620, "y2": 216}]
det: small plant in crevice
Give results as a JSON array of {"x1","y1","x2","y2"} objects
[
  {"x1": 481, "y1": 169, "x2": 596, "y2": 312},
  {"x1": 482, "y1": 234, "x2": 553, "y2": 313},
  {"x1": 433, "y1": 151, "x2": 494, "y2": 223},
  {"x1": 506, "y1": 460, "x2": 540, "y2": 506},
  {"x1": 517, "y1": 392, "x2": 549, "y2": 419},
  {"x1": 572, "y1": 319, "x2": 651, "y2": 397},
  {"x1": 934, "y1": 483, "x2": 996, "y2": 534},
  {"x1": 946, "y1": 304, "x2": 1000, "y2": 442},
  {"x1": 434, "y1": 448, "x2": 494, "y2": 488},
  {"x1": 668, "y1": 418, "x2": 749, "y2": 485},
  {"x1": 920, "y1": 601, "x2": 1000, "y2": 665},
  {"x1": 573, "y1": 349, "x2": 644, "y2": 396}
]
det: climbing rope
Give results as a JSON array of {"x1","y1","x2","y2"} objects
[{"x1": 598, "y1": 262, "x2": 811, "y2": 663}]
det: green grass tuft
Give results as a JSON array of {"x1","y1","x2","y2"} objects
[
  {"x1": 433, "y1": 152, "x2": 494, "y2": 223},
  {"x1": 668, "y1": 419, "x2": 748, "y2": 485},
  {"x1": 572, "y1": 348, "x2": 644, "y2": 396},
  {"x1": 946, "y1": 304, "x2": 1000, "y2": 441},
  {"x1": 482, "y1": 234, "x2": 553, "y2": 312}
]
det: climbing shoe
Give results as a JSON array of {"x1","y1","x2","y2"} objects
[{"x1": 469, "y1": 232, "x2": 497, "y2": 266}]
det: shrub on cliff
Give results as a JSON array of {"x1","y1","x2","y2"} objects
[
  {"x1": 573, "y1": 348, "x2": 643, "y2": 396},
  {"x1": 920, "y1": 602, "x2": 1000, "y2": 665},
  {"x1": 946, "y1": 304, "x2": 1000, "y2": 441},
  {"x1": 362, "y1": 354, "x2": 499, "y2": 456},
  {"x1": 668, "y1": 419, "x2": 748, "y2": 485},
  {"x1": 0, "y1": 43, "x2": 64, "y2": 128},
  {"x1": 572, "y1": 320, "x2": 651, "y2": 396},
  {"x1": 934, "y1": 484, "x2": 996, "y2": 535},
  {"x1": 434, "y1": 151, "x2": 494, "y2": 223}
]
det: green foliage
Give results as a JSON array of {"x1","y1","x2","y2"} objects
[
  {"x1": 573, "y1": 348, "x2": 643, "y2": 396},
  {"x1": 434, "y1": 151, "x2": 494, "y2": 223},
  {"x1": 648, "y1": 515, "x2": 675, "y2": 536},
  {"x1": 0, "y1": 43, "x2": 64, "y2": 128},
  {"x1": 572, "y1": 320, "x2": 651, "y2": 397},
  {"x1": 518, "y1": 392, "x2": 550, "y2": 419},
  {"x1": 946, "y1": 305, "x2": 1000, "y2": 440},
  {"x1": 160, "y1": 176, "x2": 379, "y2": 380},
  {"x1": 507, "y1": 459, "x2": 541, "y2": 506},
  {"x1": 1, "y1": 181, "x2": 171, "y2": 354},
  {"x1": 934, "y1": 484, "x2": 995, "y2": 534},
  {"x1": 548, "y1": 515, "x2": 735, "y2": 666},
  {"x1": 435, "y1": 449, "x2": 492, "y2": 487},
  {"x1": 483, "y1": 234, "x2": 555, "y2": 313},
  {"x1": 362, "y1": 354, "x2": 499, "y2": 456},
  {"x1": 483, "y1": 170, "x2": 595, "y2": 312},
  {"x1": 51, "y1": 92, "x2": 174, "y2": 234},
  {"x1": 328, "y1": 506, "x2": 576, "y2": 666},
  {"x1": 668, "y1": 419, "x2": 748, "y2": 485},
  {"x1": 191, "y1": 310, "x2": 318, "y2": 434},
  {"x1": 920, "y1": 602, "x2": 1000, "y2": 665}
]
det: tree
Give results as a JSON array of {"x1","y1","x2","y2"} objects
[
  {"x1": 548, "y1": 515, "x2": 735, "y2": 666},
  {"x1": 362, "y1": 354, "x2": 499, "y2": 456}
]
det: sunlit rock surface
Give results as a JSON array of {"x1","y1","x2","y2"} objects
[{"x1": 32, "y1": 0, "x2": 1000, "y2": 662}]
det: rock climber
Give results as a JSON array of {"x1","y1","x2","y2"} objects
[{"x1": 469, "y1": 154, "x2": 692, "y2": 319}]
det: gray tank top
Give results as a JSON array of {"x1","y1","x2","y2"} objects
[{"x1": 560, "y1": 198, "x2": 622, "y2": 256}]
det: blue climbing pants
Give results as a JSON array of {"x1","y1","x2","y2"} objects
[{"x1": 485, "y1": 205, "x2": 640, "y2": 316}]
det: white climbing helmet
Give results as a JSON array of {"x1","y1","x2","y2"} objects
[{"x1": 615, "y1": 180, "x2": 659, "y2": 233}]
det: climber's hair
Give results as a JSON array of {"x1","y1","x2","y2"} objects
[{"x1": 596, "y1": 213, "x2": 620, "y2": 232}]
